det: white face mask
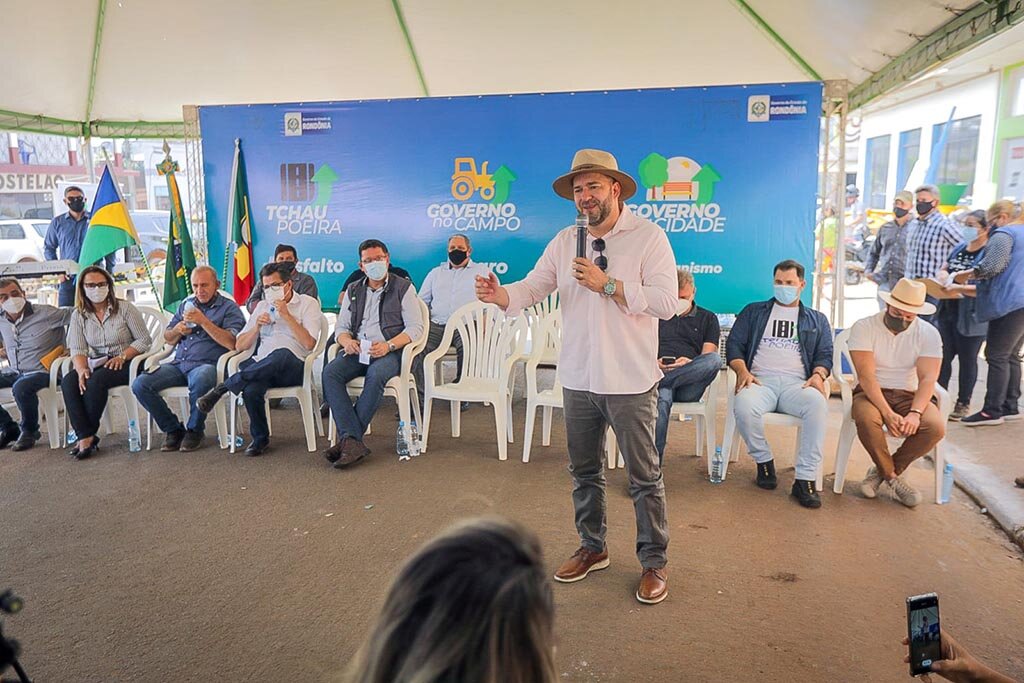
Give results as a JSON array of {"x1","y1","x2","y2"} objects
[
  {"x1": 265, "y1": 285, "x2": 286, "y2": 304},
  {"x1": 85, "y1": 286, "x2": 109, "y2": 304},
  {"x1": 676, "y1": 298, "x2": 692, "y2": 316},
  {"x1": 1, "y1": 297, "x2": 26, "y2": 315}
]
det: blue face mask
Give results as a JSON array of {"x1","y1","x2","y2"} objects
[
  {"x1": 962, "y1": 227, "x2": 979, "y2": 242},
  {"x1": 774, "y1": 285, "x2": 800, "y2": 305},
  {"x1": 364, "y1": 260, "x2": 388, "y2": 281}
]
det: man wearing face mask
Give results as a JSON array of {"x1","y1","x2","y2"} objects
[
  {"x1": 322, "y1": 239, "x2": 424, "y2": 468},
  {"x1": 196, "y1": 261, "x2": 322, "y2": 456},
  {"x1": 654, "y1": 268, "x2": 721, "y2": 465},
  {"x1": 866, "y1": 190, "x2": 914, "y2": 309},
  {"x1": 43, "y1": 186, "x2": 116, "y2": 306},
  {"x1": 245, "y1": 243, "x2": 319, "y2": 313},
  {"x1": 847, "y1": 278, "x2": 944, "y2": 507},
  {"x1": 413, "y1": 234, "x2": 497, "y2": 409},
  {"x1": 0, "y1": 277, "x2": 72, "y2": 451},
  {"x1": 726, "y1": 259, "x2": 833, "y2": 509},
  {"x1": 904, "y1": 184, "x2": 961, "y2": 323}
]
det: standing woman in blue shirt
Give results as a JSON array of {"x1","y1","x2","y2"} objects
[{"x1": 43, "y1": 186, "x2": 115, "y2": 306}]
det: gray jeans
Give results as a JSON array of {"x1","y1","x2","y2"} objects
[{"x1": 563, "y1": 385, "x2": 668, "y2": 569}]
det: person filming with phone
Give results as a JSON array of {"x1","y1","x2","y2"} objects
[{"x1": 475, "y1": 148, "x2": 677, "y2": 605}]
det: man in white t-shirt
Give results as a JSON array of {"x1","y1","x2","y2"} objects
[
  {"x1": 726, "y1": 260, "x2": 834, "y2": 509},
  {"x1": 848, "y1": 278, "x2": 944, "y2": 507}
]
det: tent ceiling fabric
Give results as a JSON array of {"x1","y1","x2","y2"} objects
[{"x1": 0, "y1": 0, "x2": 985, "y2": 126}]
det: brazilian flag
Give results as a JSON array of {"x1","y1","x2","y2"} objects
[{"x1": 158, "y1": 155, "x2": 197, "y2": 313}]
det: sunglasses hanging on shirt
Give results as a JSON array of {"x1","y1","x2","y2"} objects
[{"x1": 592, "y1": 238, "x2": 608, "y2": 271}]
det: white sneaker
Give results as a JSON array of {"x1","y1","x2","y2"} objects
[
  {"x1": 860, "y1": 466, "x2": 883, "y2": 499},
  {"x1": 886, "y1": 476, "x2": 922, "y2": 508}
]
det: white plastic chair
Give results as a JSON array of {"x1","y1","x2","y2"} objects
[
  {"x1": 831, "y1": 328, "x2": 951, "y2": 502},
  {"x1": 421, "y1": 301, "x2": 526, "y2": 461},
  {"x1": 720, "y1": 366, "x2": 825, "y2": 491},
  {"x1": 521, "y1": 311, "x2": 618, "y2": 469},
  {"x1": 0, "y1": 354, "x2": 65, "y2": 449},
  {"x1": 325, "y1": 299, "x2": 430, "y2": 448},
  {"x1": 140, "y1": 344, "x2": 238, "y2": 450},
  {"x1": 227, "y1": 314, "x2": 330, "y2": 453}
]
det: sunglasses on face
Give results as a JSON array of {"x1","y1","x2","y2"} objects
[{"x1": 592, "y1": 238, "x2": 607, "y2": 271}]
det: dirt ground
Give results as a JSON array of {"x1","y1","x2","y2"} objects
[{"x1": 2, "y1": 397, "x2": 1023, "y2": 682}]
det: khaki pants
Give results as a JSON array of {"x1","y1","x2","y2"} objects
[{"x1": 851, "y1": 387, "x2": 945, "y2": 479}]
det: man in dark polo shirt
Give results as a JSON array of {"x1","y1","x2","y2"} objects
[{"x1": 655, "y1": 268, "x2": 721, "y2": 464}]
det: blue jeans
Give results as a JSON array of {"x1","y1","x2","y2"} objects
[
  {"x1": 133, "y1": 363, "x2": 218, "y2": 434},
  {"x1": 0, "y1": 370, "x2": 50, "y2": 434},
  {"x1": 654, "y1": 352, "x2": 721, "y2": 462},
  {"x1": 224, "y1": 349, "x2": 305, "y2": 442},
  {"x1": 733, "y1": 373, "x2": 828, "y2": 481},
  {"x1": 322, "y1": 352, "x2": 401, "y2": 441}
]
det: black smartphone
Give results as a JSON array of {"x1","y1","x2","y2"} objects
[
  {"x1": 659, "y1": 356, "x2": 677, "y2": 365},
  {"x1": 907, "y1": 592, "x2": 943, "y2": 676}
]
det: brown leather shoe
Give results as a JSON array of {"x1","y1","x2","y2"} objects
[
  {"x1": 333, "y1": 437, "x2": 370, "y2": 469},
  {"x1": 636, "y1": 567, "x2": 668, "y2": 604},
  {"x1": 1015, "y1": 476, "x2": 1024, "y2": 489},
  {"x1": 553, "y1": 547, "x2": 609, "y2": 583},
  {"x1": 323, "y1": 442, "x2": 343, "y2": 464}
]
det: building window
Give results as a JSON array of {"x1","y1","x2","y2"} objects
[
  {"x1": 864, "y1": 134, "x2": 891, "y2": 209},
  {"x1": 896, "y1": 128, "x2": 921, "y2": 193},
  {"x1": 1010, "y1": 66, "x2": 1024, "y2": 117},
  {"x1": 931, "y1": 115, "x2": 981, "y2": 195}
]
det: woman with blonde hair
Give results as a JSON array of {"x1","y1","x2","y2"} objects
[
  {"x1": 62, "y1": 265, "x2": 152, "y2": 459},
  {"x1": 348, "y1": 517, "x2": 557, "y2": 683}
]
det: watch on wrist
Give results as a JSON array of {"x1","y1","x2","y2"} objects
[
  {"x1": 387, "y1": 341, "x2": 396, "y2": 353},
  {"x1": 602, "y1": 277, "x2": 617, "y2": 297}
]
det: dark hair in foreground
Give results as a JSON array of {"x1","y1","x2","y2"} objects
[
  {"x1": 259, "y1": 260, "x2": 295, "y2": 281},
  {"x1": 274, "y1": 243, "x2": 298, "y2": 258},
  {"x1": 774, "y1": 259, "x2": 805, "y2": 280},
  {"x1": 347, "y1": 517, "x2": 557, "y2": 683},
  {"x1": 358, "y1": 239, "x2": 389, "y2": 259}
]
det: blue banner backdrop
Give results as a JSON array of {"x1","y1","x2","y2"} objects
[{"x1": 199, "y1": 82, "x2": 822, "y2": 312}]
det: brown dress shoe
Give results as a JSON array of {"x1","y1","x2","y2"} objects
[
  {"x1": 323, "y1": 442, "x2": 343, "y2": 464},
  {"x1": 1015, "y1": 476, "x2": 1024, "y2": 489},
  {"x1": 636, "y1": 567, "x2": 668, "y2": 604},
  {"x1": 553, "y1": 547, "x2": 609, "y2": 583},
  {"x1": 333, "y1": 438, "x2": 370, "y2": 469}
]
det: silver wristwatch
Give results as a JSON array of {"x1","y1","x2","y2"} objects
[
  {"x1": 602, "y1": 277, "x2": 617, "y2": 297},
  {"x1": 387, "y1": 341, "x2": 396, "y2": 353}
]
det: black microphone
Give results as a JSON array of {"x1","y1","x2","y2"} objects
[{"x1": 575, "y1": 212, "x2": 589, "y2": 259}]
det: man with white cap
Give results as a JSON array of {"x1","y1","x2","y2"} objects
[
  {"x1": 847, "y1": 278, "x2": 945, "y2": 507},
  {"x1": 475, "y1": 149, "x2": 677, "y2": 604}
]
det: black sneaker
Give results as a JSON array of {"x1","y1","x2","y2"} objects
[
  {"x1": 0, "y1": 424, "x2": 19, "y2": 449},
  {"x1": 244, "y1": 439, "x2": 270, "y2": 457},
  {"x1": 197, "y1": 384, "x2": 229, "y2": 414},
  {"x1": 961, "y1": 410, "x2": 1004, "y2": 427},
  {"x1": 179, "y1": 430, "x2": 204, "y2": 451},
  {"x1": 1003, "y1": 408, "x2": 1022, "y2": 422},
  {"x1": 756, "y1": 460, "x2": 777, "y2": 490},
  {"x1": 791, "y1": 479, "x2": 821, "y2": 509},
  {"x1": 10, "y1": 431, "x2": 41, "y2": 451},
  {"x1": 161, "y1": 429, "x2": 186, "y2": 452}
]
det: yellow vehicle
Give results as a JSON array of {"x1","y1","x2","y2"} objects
[{"x1": 451, "y1": 157, "x2": 495, "y2": 201}]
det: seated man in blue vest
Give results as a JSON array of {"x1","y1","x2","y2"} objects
[
  {"x1": 196, "y1": 261, "x2": 322, "y2": 456},
  {"x1": 655, "y1": 268, "x2": 722, "y2": 465},
  {"x1": 0, "y1": 276, "x2": 71, "y2": 451},
  {"x1": 132, "y1": 266, "x2": 246, "y2": 452},
  {"x1": 726, "y1": 259, "x2": 833, "y2": 509},
  {"x1": 322, "y1": 239, "x2": 424, "y2": 469}
]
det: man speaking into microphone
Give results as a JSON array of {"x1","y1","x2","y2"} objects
[{"x1": 475, "y1": 149, "x2": 678, "y2": 604}]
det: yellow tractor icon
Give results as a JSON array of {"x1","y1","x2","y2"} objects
[{"x1": 451, "y1": 157, "x2": 495, "y2": 201}]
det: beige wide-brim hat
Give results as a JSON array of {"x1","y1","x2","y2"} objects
[
  {"x1": 552, "y1": 148, "x2": 638, "y2": 201},
  {"x1": 879, "y1": 278, "x2": 937, "y2": 315}
]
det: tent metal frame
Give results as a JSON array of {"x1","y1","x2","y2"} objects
[{"x1": 814, "y1": 80, "x2": 850, "y2": 327}]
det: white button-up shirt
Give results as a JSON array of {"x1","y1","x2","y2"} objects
[
  {"x1": 242, "y1": 293, "x2": 322, "y2": 361},
  {"x1": 419, "y1": 259, "x2": 495, "y2": 325},
  {"x1": 505, "y1": 206, "x2": 677, "y2": 394}
]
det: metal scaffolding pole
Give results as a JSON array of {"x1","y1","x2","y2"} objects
[
  {"x1": 183, "y1": 105, "x2": 209, "y2": 265},
  {"x1": 814, "y1": 80, "x2": 849, "y2": 327}
]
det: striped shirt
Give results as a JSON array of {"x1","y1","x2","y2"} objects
[
  {"x1": 904, "y1": 210, "x2": 961, "y2": 279},
  {"x1": 68, "y1": 300, "x2": 152, "y2": 359}
]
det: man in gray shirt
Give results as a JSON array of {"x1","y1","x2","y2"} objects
[
  {"x1": 0, "y1": 277, "x2": 72, "y2": 450},
  {"x1": 246, "y1": 243, "x2": 319, "y2": 313}
]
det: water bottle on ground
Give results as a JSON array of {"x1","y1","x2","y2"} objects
[
  {"x1": 183, "y1": 297, "x2": 198, "y2": 328},
  {"x1": 128, "y1": 419, "x2": 142, "y2": 453},
  {"x1": 66, "y1": 427, "x2": 78, "y2": 445},
  {"x1": 234, "y1": 435, "x2": 244, "y2": 448},
  {"x1": 938, "y1": 462, "x2": 955, "y2": 504},
  {"x1": 408, "y1": 421, "x2": 421, "y2": 457},
  {"x1": 396, "y1": 421, "x2": 410, "y2": 461},
  {"x1": 709, "y1": 446, "x2": 724, "y2": 484}
]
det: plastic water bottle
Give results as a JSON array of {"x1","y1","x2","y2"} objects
[
  {"x1": 66, "y1": 428, "x2": 78, "y2": 445},
  {"x1": 709, "y1": 446, "x2": 724, "y2": 484},
  {"x1": 128, "y1": 419, "x2": 141, "y2": 452},
  {"x1": 183, "y1": 297, "x2": 197, "y2": 328},
  {"x1": 268, "y1": 304, "x2": 277, "y2": 324},
  {"x1": 396, "y1": 421, "x2": 410, "y2": 461},
  {"x1": 938, "y1": 463, "x2": 955, "y2": 504},
  {"x1": 234, "y1": 435, "x2": 244, "y2": 448},
  {"x1": 408, "y1": 422, "x2": 421, "y2": 457}
]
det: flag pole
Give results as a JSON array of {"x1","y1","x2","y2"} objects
[
  {"x1": 223, "y1": 139, "x2": 241, "y2": 288},
  {"x1": 102, "y1": 152, "x2": 163, "y2": 309}
]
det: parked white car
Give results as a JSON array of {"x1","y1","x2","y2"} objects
[{"x1": 0, "y1": 219, "x2": 50, "y2": 263}]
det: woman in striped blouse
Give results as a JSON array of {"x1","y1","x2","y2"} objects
[{"x1": 62, "y1": 266, "x2": 152, "y2": 459}]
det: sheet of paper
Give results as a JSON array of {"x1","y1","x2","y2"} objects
[{"x1": 359, "y1": 339, "x2": 372, "y2": 365}]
